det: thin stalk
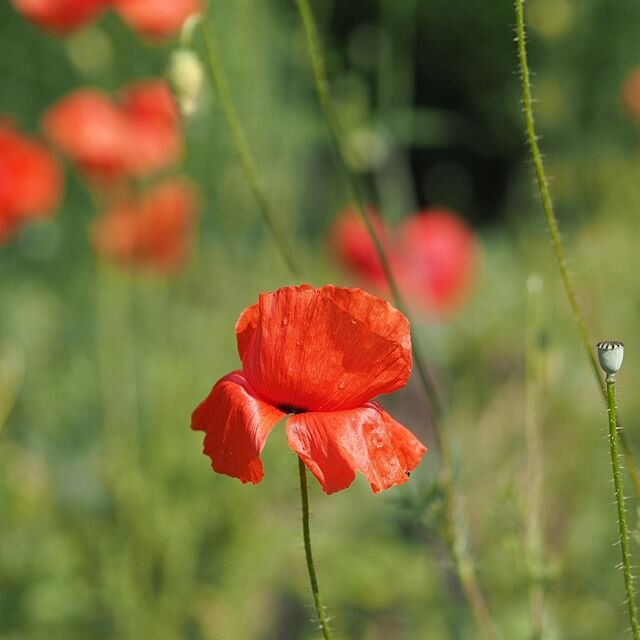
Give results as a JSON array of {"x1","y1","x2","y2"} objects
[
  {"x1": 198, "y1": 18, "x2": 301, "y2": 277},
  {"x1": 514, "y1": 0, "x2": 640, "y2": 499},
  {"x1": 524, "y1": 275, "x2": 546, "y2": 640},
  {"x1": 606, "y1": 375, "x2": 640, "y2": 639},
  {"x1": 298, "y1": 458, "x2": 334, "y2": 640},
  {"x1": 294, "y1": 2, "x2": 497, "y2": 639}
]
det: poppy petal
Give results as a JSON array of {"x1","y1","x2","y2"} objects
[
  {"x1": 191, "y1": 371, "x2": 285, "y2": 485},
  {"x1": 286, "y1": 404, "x2": 426, "y2": 494},
  {"x1": 235, "y1": 303, "x2": 259, "y2": 361},
  {"x1": 242, "y1": 285, "x2": 412, "y2": 412}
]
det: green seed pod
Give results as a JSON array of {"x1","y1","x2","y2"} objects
[{"x1": 597, "y1": 340, "x2": 624, "y2": 375}]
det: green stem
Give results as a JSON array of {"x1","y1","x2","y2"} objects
[
  {"x1": 606, "y1": 376, "x2": 640, "y2": 639},
  {"x1": 294, "y1": 2, "x2": 497, "y2": 639},
  {"x1": 513, "y1": 0, "x2": 640, "y2": 501},
  {"x1": 298, "y1": 458, "x2": 333, "y2": 640},
  {"x1": 198, "y1": 18, "x2": 301, "y2": 277}
]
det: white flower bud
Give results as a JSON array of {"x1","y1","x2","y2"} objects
[{"x1": 167, "y1": 48, "x2": 204, "y2": 117}]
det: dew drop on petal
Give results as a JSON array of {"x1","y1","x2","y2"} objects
[
  {"x1": 282, "y1": 317, "x2": 289, "y2": 326},
  {"x1": 296, "y1": 339, "x2": 303, "y2": 346},
  {"x1": 338, "y1": 380, "x2": 346, "y2": 390}
]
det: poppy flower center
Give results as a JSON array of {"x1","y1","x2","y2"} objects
[{"x1": 277, "y1": 404, "x2": 308, "y2": 415}]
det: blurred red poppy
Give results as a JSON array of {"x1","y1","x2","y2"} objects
[
  {"x1": 114, "y1": 0, "x2": 202, "y2": 38},
  {"x1": 621, "y1": 68, "x2": 640, "y2": 121},
  {"x1": 192, "y1": 285, "x2": 427, "y2": 494},
  {"x1": 43, "y1": 89, "x2": 130, "y2": 182},
  {"x1": 91, "y1": 178, "x2": 198, "y2": 272},
  {"x1": 119, "y1": 80, "x2": 182, "y2": 176},
  {"x1": 0, "y1": 120, "x2": 62, "y2": 243},
  {"x1": 43, "y1": 80, "x2": 181, "y2": 182},
  {"x1": 331, "y1": 206, "x2": 395, "y2": 289},
  {"x1": 398, "y1": 209, "x2": 478, "y2": 314},
  {"x1": 331, "y1": 206, "x2": 478, "y2": 316},
  {"x1": 11, "y1": 0, "x2": 110, "y2": 34}
]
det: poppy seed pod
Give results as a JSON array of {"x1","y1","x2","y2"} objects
[{"x1": 597, "y1": 340, "x2": 624, "y2": 376}]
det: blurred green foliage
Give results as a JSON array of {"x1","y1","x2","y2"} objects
[{"x1": 3, "y1": 0, "x2": 640, "y2": 638}]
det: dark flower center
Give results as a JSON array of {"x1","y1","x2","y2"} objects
[{"x1": 278, "y1": 404, "x2": 307, "y2": 415}]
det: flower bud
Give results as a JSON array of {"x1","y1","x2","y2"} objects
[
  {"x1": 167, "y1": 47, "x2": 204, "y2": 117},
  {"x1": 597, "y1": 340, "x2": 624, "y2": 375}
]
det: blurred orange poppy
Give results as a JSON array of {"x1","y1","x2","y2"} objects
[
  {"x1": 91, "y1": 178, "x2": 198, "y2": 272},
  {"x1": 192, "y1": 285, "x2": 427, "y2": 494},
  {"x1": 0, "y1": 120, "x2": 62, "y2": 243}
]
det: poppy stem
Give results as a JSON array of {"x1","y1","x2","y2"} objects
[
  {"x1": 298, "y1": 457, "x2": 334, "y2": 640},
  {"x1": 513, "y1": 0, "x2": 640, "y2": 500},
  {"x1": 294, "y1": 3, "x2": 497, "y2": 639},
  {"x1": 293, "y1": 0, "x2": 441, "y2": 421},
  {"x1": 605, "y1": 374, "x2": 640, "y2": 639},
  {"x1": 197, "y1": 17, "x2": 302, "y2": 277}
]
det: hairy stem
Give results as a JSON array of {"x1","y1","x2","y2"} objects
[
  {"x1": 298, "y1": 458, "x2": 334, "y2": 640},
  {"x1": 606, "y1": 376, "x2": 640, "y2": 639},
  {"x1": 513, "y1": 0, "x2": 640, "y2": 499},
  {"x1": 198, "y1": 18, "x2": 301, "y2": 276},
  {"x1": 295, "y1": 2, "x2": 497, "y2": 638}
]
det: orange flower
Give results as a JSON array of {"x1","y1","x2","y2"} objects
[
  {"x1": 114, "y1": 0, "x2": 202, "y2": 38},
  {"x1": 192, "y1": 285, "x2": 427, "y2": 494},
  {"x1": 11, "y1": 0, "x2": 110, "y2": 34},
  {"x1": 0, "y1": 120, "x2": 62, "y2": 243},
  {"x1": 91, "y1": 178, "x2": 198, "y2": 272},
  {"x1": 43, "y1": 80, "x2": 181, "y2": 182}
]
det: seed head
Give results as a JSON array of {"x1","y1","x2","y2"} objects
[{"x1": 597, "y1": 340, "x2": 624, "y2": 375}]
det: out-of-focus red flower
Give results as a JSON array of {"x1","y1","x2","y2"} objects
[
  {"x1": 43, "y1": 81, "x2": 181, "y2": 182},
  {"x1": 398, "y1": 209, "x2": 478, "y2": 314},
  {"x1": 91, "y1": 178, "x2": 197, "y2": 272},
  {"x1": 621, "y1": 68, "x2": 640, "y2": 121},
  {"x1": 114, "y1": 0, "x2": 202, "y2": 38},
  {"x1": 331, "y1": 206, "x2": 478, "y2": 316},
  {"x1": 11, "y1": 0, "x2": 110, "y2": 34},
  {"x1": 331, "y1": 206, "x2": 395, "y2": 289},
  {"x1": 43, "y1": 89, "x2": 130, "y2": 182},
  {"x1": 0, "y1": 121, "x2": 62, "y2": 243},
  {"x1": 192, "y1": 285, "x2": 427, "y2": 494},
  {"x1": 119, "y1": 80, "x2": 182, "y2": 176}
]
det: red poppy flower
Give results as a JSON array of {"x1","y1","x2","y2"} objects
[
  {"x1": 622, "y1": 68, "x2": 640, "y2": 121},
  {"x1": 192, "y1": 285, "x2": 427, "y2": 494},
  {"x1": 0, "y1": 120, "x2": 62, "y2": 243},
  {"x1": 43, "y1": 81, "x2": 181, "y2": 182},
  {"x1": 398, "y1": 209, "x2": 478, "y2": 314},
  {"x1": 331, "y1": 206, "x2": 395, "y2": 289},
  {"x1": 43, "y1": 89, "x2": 130, "y2": 182},
  {"x1": 91, "y1": 178, "x2": 197, "y2": 271},
  {"x1": 331, "y1": 206, "x2": 478, "y2": 316},
  {"x1": 114, "y1": 0, "x2": 202, "y2": 38},
  {"x1": 11, "y1": 0, "x2": 110, "y2": 34},
  {"x1": 119, "y1": 80, "x2": 182, "y2": 176}
]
